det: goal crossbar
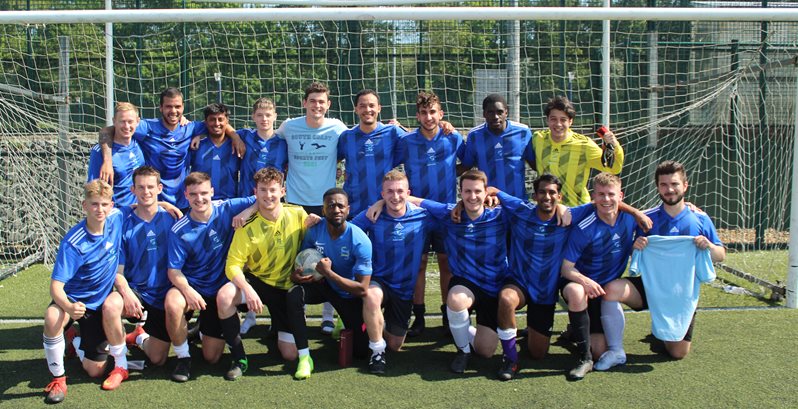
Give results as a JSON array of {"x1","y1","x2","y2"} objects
[{"x1": 1, "y1": 7, "x2": 798, "y2": 25}]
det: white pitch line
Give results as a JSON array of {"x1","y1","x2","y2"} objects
[{"x1": 0, "y1": 306, "x2": 788, "y2": 326}]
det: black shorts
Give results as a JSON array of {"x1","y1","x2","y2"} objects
[
  {"x1": 292, "y1": 281, "x2": 368, "y2": 358},
  {"x1": 626, "y1": 276, "x2": 649, "y2": 312},
  {"x1": 125, "y1": 291, "x2": 170, "y2": 343},
  {"x1": 424, "y1": 229, "x2": 446, "y2": 254},
  {"x1": 559, "y1": 284, "x2": 604, "y2": 334},
  {"x1": 52, "y1": 301, "x2": 108, "y2": 362},
  {"x1": 141, "y1": 301, "x2": 170, "y2": 343},
  {"x1": 503, "y1": 279, "x2": 557, "y2": 337},
  {"x1": 370, "y1": 280, "x2": 412, "y2": 337},
  {"x1": 448, "y1": 275, "x2": 498, "y2": 330},
  {"x1": 189, "y1": 294, "x2": 223, "y2": 339},
  {"x1": 246, "y1": 272, "x2": 290, "y2": 333},
  {"x1": 626, "y1": 277, "x2": 696, "y2": 342}
]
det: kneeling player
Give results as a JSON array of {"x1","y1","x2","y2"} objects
[
  {"x1": 285, "y1": 188, "x2": 372, "y2": 380},
  {"x1": 351, "y1": 170, "x2": 433, "y2": 374},
  {"x1": 598, "y1": 160, "x2": 725, "y2": 368},
  {"x1": 42, "y1": 180, "x2": 129, "y2": 403},
  {"x1": 492, "y1": 175, "x2": 592, "y2": 380},
  {"x1": 216, "y1": 167, "x2": 318, "y2": 380},
  {"x1": 407, "y1": 170, "x2": 508, "y2": 374},
  {"x1": 560, "y1": 173, "x2": 637, "y2": 381},
  {"x1": 164, "y1": 172, "x2": 255, "y2": 382},
  {"x1": 118, "y1": 166, "x2": 180, "y2": 368}
]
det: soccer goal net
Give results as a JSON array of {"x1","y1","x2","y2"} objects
[{"x1": 0, "y1": 1, "x2": 796, "y2": 297}]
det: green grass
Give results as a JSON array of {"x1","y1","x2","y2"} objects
[
  {"x1": 1, "y1": 261, "x2": 796, "y2": 408},
  {"x1": 2, "y1": 310, "x2": 798, "y2": 408}
]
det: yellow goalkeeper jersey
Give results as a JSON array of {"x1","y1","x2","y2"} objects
[
  {"x1": 530, "y1": 129, "x2": 624, "y2": 207},
  {"x1": 225, "y1": 205, "x2": 307, "y2": 290}
]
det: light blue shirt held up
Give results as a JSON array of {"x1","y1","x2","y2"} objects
[{"x1": 629, "y1": 235, "x2": 716, "y2": 342}]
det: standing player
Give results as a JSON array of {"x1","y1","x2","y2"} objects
[
  {"x1": 117, "y1": 166, "x2": 179, "y2": 369},
  {"x1": 235, "y1": 97, "x2": 288, "y2": 334},
  {"x1": 560, "y1": 172, "x2": 637, "y2": 381},
  {"x1": 351, "y1": 170, "x2": 433, "y2": 374},
  {"x1": 285, "y1": 188, "x2": 372, "y2": 380},
  {"x1": 87, "y1": 102, "x2": 145, "y2": 207},
  {"x1": 395, "y1": 91, "x2": 466, "y2": 337},
  {"x1": 338, "y1": 89, "x2": 407, "y2": 217},
  {"x1": 216, "y1": 167, "x2": 320, "y2": 380},
  {"x1": 530, "y1": 95, "x2": 623, "y2": 206},
  {"x1": 278, "y1": 82, "x2": 348, "y2": 334},
  {"x1": 190, "y1": 103, "x2": 241, "y2": 200},
  {"x1": 98, "y1": 87, "x2": 243, "y2": 209},
  {"x1": 41, "y1": 180, "x2": 130, "y2": 403},
  {"x1": 462, "y1": 94, "x2": 534, "y2": 199},
  {"x1": 278, "y1": 81, "x2": 347, "y2": 216},
  {"x1": 597, "y1": 160, "x2": 725, "y2": 369},
  {"x1": 163, "y1": 172, "x2": 255, "y2": 382},
  {"x1": 237, "y1": 98, "x2": 288, "y2": 198}
]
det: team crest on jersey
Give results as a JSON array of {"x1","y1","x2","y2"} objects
[
  {"x1": 209, "y1": 229, "x2": 223, "y2": 250},
  {"x1": 494, "y1": 142, "x2": 503, "y2": 159},
  {"x1": 426, "y1": 147, "x2": 436, "y2": 166},
  {"x1": 339, "y1": 246, "x2": 350, "y2": 260},
  {"x1": 610, "y1": 232, "x2": 622, "y2": 253},
  {"x1": 364, "y1": 139, "x2": 375, "y2": 156},
  {"x1": 274, "y1": 230, "x2": 284, "y2": 246},
  {"x1": 391, "y1": 223, "x2": 405, "y2": 241},
  {"x1": 464, "y1": 223, "x2": 476, "y2": 238},
  {"x1": 147, "y1": 230, "x2": 157, "y2": 251}
]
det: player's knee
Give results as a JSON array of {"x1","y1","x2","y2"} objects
[
  {"x1": 43, "y1": 307, "x2": 66, "y2": 336},
  {"x1": 215, "y1": 285, "x2": 237, "y2": 311},
  {"x1": 149, "y1": 351, "x2": 168, "y2": 367},
  {"x1": 602, "y1": 280, "x2": 624, "y2": 301},
  {"x1": 364, "y1": 290, "x2": 382, "y2": 310},
  {"x1": 498, "y1": 290, "x2": 519, "y2": 310},
  {"x1": 102, "y1": 293, "x2": 124, "y2": 316},
  {"x1": 666, "y1": 342, "x2": 690, "y2": 360},
  {"x1": 164, "y1": 291, "x2": 186, "y2": 315},
  {"x1": 446, "y1": 291, "x2": 470, "y2": 311}
]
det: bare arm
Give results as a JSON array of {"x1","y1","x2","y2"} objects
[
  {"x1": 167, "y1": 268, "x2": 206, "y2": 311},
  {"x1": 226, "y1": 125, "x2": 246, "y2": 158},
  {"x1": 98, "y1": 126, "x2": 115, "y2": 184},
  {"x1": 230, "y1": 272, "x2": 263, "y2": 314},
  {"x1": 50, "y1": 280, "x2": 86, "y2": 320},
  {"x1": 315, "y1": 258, "x2": 371, "y2": 298},
  {"x1": 560, "y1": 259, "x2": 605, "y2": 299},
  {"x1": 114, "y1": 266, "x2": 143, "y2": 319},
  {"x1": 618, "y1": 201, "x2": 652, "y2": 233}
]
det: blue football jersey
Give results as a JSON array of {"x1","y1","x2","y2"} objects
[
  {"x1": 338, "y1": 123, "x2": 406, "y2": 216},
  {"x1": 563, "y1": 210, "x2": 637, "y2": 286},
  {"x1": 641, "y1": 205, "x2": 723, "y2": 246},
  {"x1": 397, "y1": 129, "x2": 464, "y2": 203},
  {"x1": 421, "y1": 199, "x2": 508, "y2": 297},
  {"x1": 167, "y1": 196, "x2": 256, "y2": 297},
  {"x1": 237, "y1": 128, "x2": 288, "y2": 197},
  {"x1": 302, "y1": 220, "x2": 372, "y2": 299},
  {"x1": 87, "y1": 141, "x2": 145, "y2": 207},
  {"x1": 190, "y1": 137, "x2": 241, "y2": 200},
  {"x1": 51, "y1": 207, "x2": 127, "y2": 310},
  {"x1": 462, "y1": 121, "x2": 534, "y2": 200},
  {"x1": 499, "y1": 191, "x2": 594, "y2": 304},
  {"x1": 120, "y1": 207, "x2": 176, "y2": 309},
  {"x1": 350, "y1": 203, "x2": 432, "y2": 300},
  {"x1": 133, "y1": 119, "x2": 207, "y2": 208}
]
